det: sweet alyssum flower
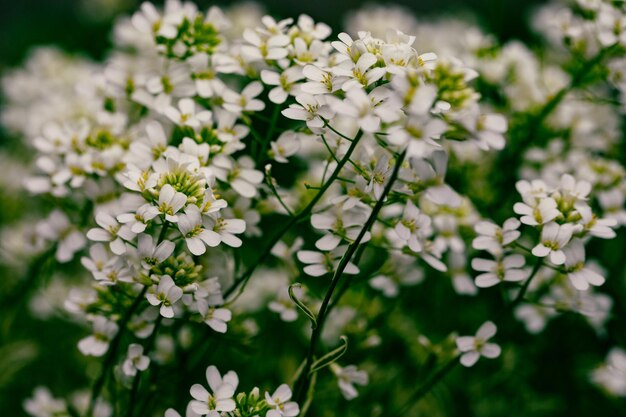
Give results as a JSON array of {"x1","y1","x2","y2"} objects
[
  {"x1": 472, "y1": 254, "x2": 528, "y2": 288},
  {"x1": 78, "y1": 316, "x2": 119, "y2": 357},
  {"x1": 190, "y1": 365, "x2": 238, "y2": 416},
  {"x1": 146, "y1": 275, "x2": 184, "y2": 318},
  {"x1": 456, "y1": 321, "x2": 502, "y2": 367},
  {"x1": 330, "y1": 363, "x2": 369, "y2": 400},
  {"x1": 122, "y1": 343, "x2": 150, "y2": 377},
  {"x1": 531, "y1": 222, "x2": 575, "y2": 265},
  {"x1": 265, "y1": 384, "x2": 299, "y2": 417}
]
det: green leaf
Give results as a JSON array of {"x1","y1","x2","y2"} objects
[
  {"x1": 289, "y1": 283, "x2": 317, "y2": 328},
  {"x1": 309, "y1": 336, "x2": 348, "y2": 375}
]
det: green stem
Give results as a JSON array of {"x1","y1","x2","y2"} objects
[
  {"x1": 293, "y1": 149, "x2": 407, "y2": 405},
  {"x1": 86, "y1": 287, "x2": 147, "y2": 417},
  {"x1": 223, "y1": 130, "x2": 365, "y2": 300},
  {"x1": 391, "y1": 357, "x2": 460, "y2": 417},
  {"x1": 126, "y1": 315, "x2": 162, "y2": 417},
  {"x1": 510, "y1": 258, "x2": 543, "y2": 308}
]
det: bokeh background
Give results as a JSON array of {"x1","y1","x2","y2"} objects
[{"x1": 3, "y1": 1, "x2": 626, "y2": 417}]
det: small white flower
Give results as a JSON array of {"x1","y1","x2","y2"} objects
[
  {"x1": 146, "y1": 275, "x2": 183, "y2": 318},
  {"x1": 223, "y1": 81, "x2": 265, "y2": 114},
  {"x1": 137, "y1": 233, "x2": 175, "y2": 270},
  {"x1": 197, "y1": 299, "x2": 232, "y2": 333},
  {"x1": 165, "y1": 98, "x2": 212, "y2": 128},
  {"x1": 260, "y1": 67, "x2": 304, "y2": 104},
  {"x1": 37, "y1": 210, "x2": 86, "y2": 262},
  {"x1": 270, "y1": 132, "x2": 301, "y2": 163},
  {"x1": 78, "y1": 316, "x2": 118, "y2": 357},
  {"x1": 472, "y1": 218, "x2": 521, "y2": 256},
  {"x1": 330, "y1": 363, "x2": 368, "y2": 400},
  {"x1": 297, "y1": 247, "x2": 359, "y2": 277},
  {"x1": 117, "y1": 203, "x2": 160, "y2": 234},
  {"x1": 562, "y1": 239, "x2": 605, "y2": 291},
  {"x1": 87, "y1": 212, "x2": 135, "y2": 255},
  {"x1": 282, "y1": 93, "x2": 334, "y2": 130},
  {"x1": 156, "y1": 184, "x2": 188, "y2": 223},
  {"x1": 265, "y1": 384, "x2": 299, "y2": 417},
  {"x1": 591, "y1": 348, "x2": 626, "y2": 397},
  {"x1": 532, "y1": 222, "x2": 575, "y2": 265},
  {"x1": 472, "y1": 254, "x2": 528, "y2": 288},
  {"x1": 177, "y1": 206, "x2": 218, "y2": 256},
  {"x1": 24, "y1": 387, "x2": 67, "y2": 417},
  {"x1": 577, "y1": 205, "x2": 617, "y2": 239},
  {"x1": 212, "y1": 155, "x2": 263, "y2": 198},
  {"x1": 165, "y1": 403, "x2": 201, "y2": 417},
  {"x1": 122, "y1": 343, "x2": 150, "y2": 377},
  {"x1": 514, "y1": 197, "x2": 561, "y2": 226},
  {"x1": 394, "y1": 200, "x2": 432, "y2": 253},
  {"x1": 241, "y1": 29, "x2": 290, "y2": 61},
  {"x1": 204, "y1": 216, "x2": 247, "y2": 248},
  {"x1": 333, "y1": 52, "x2": 386, "y2": 91},
  {"x1": 456, "y1": 321, "x2": 501, "y2": 367},
  {"x1": 190, "y1": 365, "x2": 238, "y2": 416}
]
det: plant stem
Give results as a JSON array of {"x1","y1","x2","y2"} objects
[
  {"x1": 223, "y1": 130, "x2": 364, "y2": 300},
  {"x1": 126, "y1": 315, "x2": 163, "y2": 417},
  {"x1": 293, "y1": 149, "x2": 407, "y2": 405},
  {"x1": 391, "y1": 357, "x2": 460, "y2": 417},
  {"x1": 86, "y1": 287, "x2": 147, "y2": 417},
  {"x1": 510, "y1": 257, "x2": 543, "y2": 308}
]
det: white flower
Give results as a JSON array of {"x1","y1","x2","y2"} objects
[
  {"x1": 177, "y1": 206, "x2": 218, "y2": 255},
  {"x1": 456, "y1": 106, "x2": 507, "y2": 150},
  {"x1": 532, "y1": 222, "x2": 575, "y2": 265},
  {"x1": 212, "y1": 155, "x2": 263, "y2": 198},
  {"x1": 24, "y1": 387, "x2": 67, "y2": 417},
  {"x1": 261, "y1": 67, "x2": 304, "y2": 104},
  {"x1": 297, "y1": 247, "x2": 359, "y2": 277},
  {"x1": 36, "y1": 210, "x2": 86, "y2": 262},
  {"x1": 117, "y1": 203, "x2": 160, "y2": 234},
  {"x1": 146, "y1": 275, "x2": 183, "y2": 318},
  {"x1": 86, "y1": 212, "x2": 135, "y2": 255},
  {"x1": 333, "y1": 52, "x2": 386, "y2": 91},
  {"x1": 330, "y1": 363, "x2": 368, "y2": 400},
  {"x1": 472, "y1": 218, "x2": 521, "y2": 256},
  {"x1": 190, "y1": 366, "x2": 238, "y2": 416},
  {"x1": 80, "y1": 243, "x2": 110, "y2": 275},
  {"x1": 122, "y1": 343, "x2": 150, "y2": 377},
  {"x1": 592, "y1": 348, "x2": 626, "y2": 396},
  {"x1": 282, "y1": 93, "x2": 334, "y2": 130},
  {"x1": 577, "y1": 205, "x2": 617, "y2": 239},
  {"x1": 241, "y1": 28, "x2": 290, "y2": 61},
  {"x1": 472, "y1": 254, "x2": 528, "y2": 288},
  {"x1": 197, "y1": 300, "x2": 232, "y2": 333},
  {"x1": 223, "y1": 81, "x2": 265, "y2": 114},
  {"x1": 204, "y1": 216, "x2": 247, "y2": 248},
  {"x1": 265, "y1": 384, "x2": 299, "y2": 417},
  {"x1": 165, "y1": 98, "x2": 212, "y2": 129},
  {"x1": 514, "y1": 197, "x2": 561, "y2": 226},
  {"x1": 562, "y1": 239, "x2": 605, "y2": 291},
  {"x1": 137, "y1": 233, "x2": 175, "y2": 270},
  {"x1": 456, "y1": 321, "x2": 501, "y2": 367},
  {"x1": 301, "y1": 65, "x2": 344, "y2": 94},
  {"x1": 78, "y1": 316, "x2": 118, "y2": 357},
  {"x1": 332, "y1": 87, "x2": 399, "y2": 132},
  {"x1": 165, "y1": 403, "x2": 201, "y2": 417},
  {"x1": 156, "y1": 184, "x2": 188, "y2": 223},
  {"x1": 394, "y1": 200, "x2": 432, "y2": 253},
  {"x1": 270, "y1": 132, "x2": 301, "y2": 163},
  {"x1": 311, "y1": 208, "x2": 371, "y2": 251}
]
